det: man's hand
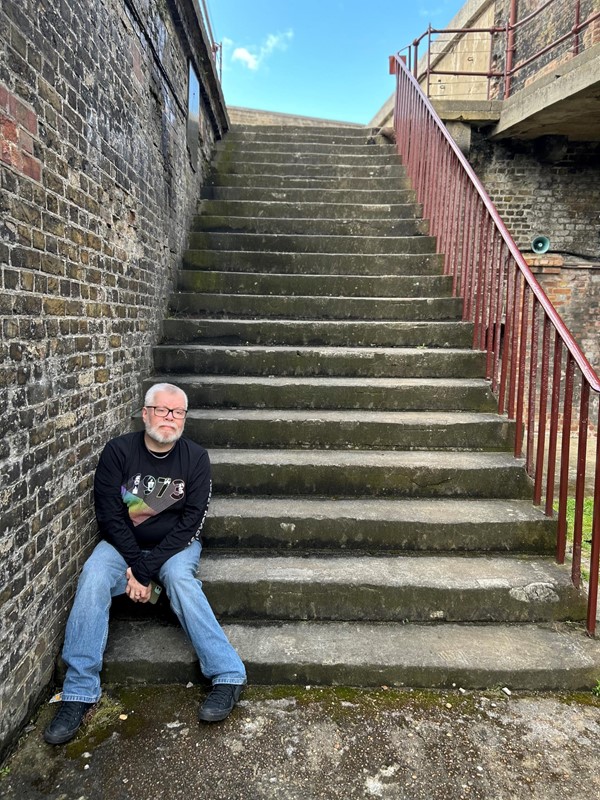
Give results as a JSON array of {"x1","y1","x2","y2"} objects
[{"x1": 125, "y1": 568, "x2": 152, "y2": 603}]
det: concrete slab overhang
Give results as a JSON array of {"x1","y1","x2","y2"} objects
[{"x1": 491, "y1": 43, "x2": 600, "y2": 141}]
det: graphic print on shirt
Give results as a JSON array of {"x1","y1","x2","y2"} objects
[{"x1": 121, "y1": 473, "x2": 186, "y2": 526}]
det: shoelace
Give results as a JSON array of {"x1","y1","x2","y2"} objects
[
  {"x1": 54, "y1": 702, "x2": 89, "y2": 725},
  {"x1": 205, "y1": 686, "x2": 235, "y2": 707}
]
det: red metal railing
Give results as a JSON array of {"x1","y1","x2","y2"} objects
[
  {"x1": 401, "y1": 0, "x2": 600, "y2": 101},
  {"x1": 390, "y1": 54, "x2": 600, "y2": 635}
]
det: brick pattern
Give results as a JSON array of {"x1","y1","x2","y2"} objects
[
  {"x1": 469, "y1": 130, "x2": 600, "y2": 369},
  {"x1": 492, "y1": 0, "x2": 597, "y2": 96},
  {"x1": 0, "y1": 0, "x2": 224, "y2": 757},
  {"x1": 533, "y1": 265, "x2": 600, "y2": 372}
]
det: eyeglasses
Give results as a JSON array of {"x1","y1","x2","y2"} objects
[{"x1": 145, "y1": 406, "x2": 187, "y2": 419}]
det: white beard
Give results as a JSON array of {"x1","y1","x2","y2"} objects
[{"x1": 144, "y1": 419, "x2": 184, "y2": 445}]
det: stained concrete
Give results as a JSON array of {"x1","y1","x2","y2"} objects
[{"x1": 3, "y1": 685, "x2": 600, "y2": 800}]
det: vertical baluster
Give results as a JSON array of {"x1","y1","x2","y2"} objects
[
  {"x1": 586, "y1": 403, "x2": 600, "y2": 636},
  {"x1": 473, "y1": 211, "x2": 489, "y2": 349},
  {"x1": 449, "y1": 170, "x2": 464, "y2": 295},
  {"x1": 572, "y1": 380, "x2": 590, "y2": 587},
  {"x1": 498, "y1": 250, "x2": 515, "y2": 412},
  {"x1": 485, "y1": 230, "x2": 500, "y2": 379},
  {"x1": 459, "y1": 180, "x2": 473, "y2": 309},
  {"x1": 508, "y1": 268, "x2": 522, "y2": 419},
  {"x1": 545, "y1": 332, "x2": 562, "y2": 516},
  {"x1": 415, "y1": 100, "x2": 426, "y2": 201},
  {"x1": 464, "y1": 188, "x2": 478, "y2": 321},
  {"x1": 478, "y1": 217, "x2": 493, "y2": 351},
  {"x1": 514, "y1": 284, "x2": 530, "y2": 458},
  {"x1": 526, "y1": 299, "x2": 540, "y2": 476},
  {"x1": 534, "y1": 316, "x2": 551, "y2": 505},
  {"x1": 557, "y1": 355, "x2": 575, "y2": 563},
  {"x1": 437, "y1": 132, "x2": 450, "y2": 247},
  {"x1": 491, "y1": 241, "x2": 507, "y2": 395}
]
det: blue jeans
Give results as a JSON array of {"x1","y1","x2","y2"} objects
[{"x1": 61, "y1": 539, "x2": 246, "y2": 703}]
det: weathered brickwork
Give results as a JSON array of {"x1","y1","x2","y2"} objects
[
  {"x1": 470, "y1": 132, "x2": 600, "y2": 259},
  {"x1": 0, "y1": 0, "x2": 226, "y2": 757},
  {"x1": 469, "y1": 130, "x2": 600, "y2": 368},
  {"x1": 492, "y1": 0, "x2": 599, "y2": 96},
  {"x1": 532, "y1": 264, "x2": 600, "y2": 372}
]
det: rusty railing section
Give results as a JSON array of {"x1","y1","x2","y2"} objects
[
  {"x1": 401, "y1": 0, "x2": 600, "y2": 101},
  {"x1": 390, "y1": 54, "x2": 600, "y2": 635}
]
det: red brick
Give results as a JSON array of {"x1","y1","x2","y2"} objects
[
  {"x1": 8, "y1": 94, "x2": 37, "y2": 135},
  {"x1": 0, "y1": 115, "x2": 19, "y2": 143}
]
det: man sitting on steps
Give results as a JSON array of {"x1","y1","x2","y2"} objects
[{"x1": 44, "y1": 382, "x2": 246, "y2": 745}]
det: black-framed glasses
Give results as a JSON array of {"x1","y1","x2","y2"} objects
[{"x1": 145, "y1": 406, "x2": 187, "y2": 419}]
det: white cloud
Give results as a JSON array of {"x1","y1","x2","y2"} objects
[
  {"x1": 232, "y1": 47, "x2": 259, "y2": 70},
  {"x1": 230, "y1": 29, "x2": 294, "y2": 72}
]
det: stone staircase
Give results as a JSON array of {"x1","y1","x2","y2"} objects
[{"x1": 105, "y1": 123, "x2": 600, "y2": 690}]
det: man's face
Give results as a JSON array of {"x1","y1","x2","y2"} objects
[{"x1": 142, "y1": 390, "x2": 187, "y2": 445}]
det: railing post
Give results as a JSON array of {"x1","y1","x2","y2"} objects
[
  {"x1": 572, "y1": 381, "x2": 590, "y2": 587},
  {"x1": 586, "y1": 403, "x2": 600, "y2": 635},
  {"x1": 557, "y1": 355, "x2": 575, "y2": 563}
]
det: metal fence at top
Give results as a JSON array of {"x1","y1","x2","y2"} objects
[{"x1": 400, "y1": 0, "x2": 600, "y2": 101}]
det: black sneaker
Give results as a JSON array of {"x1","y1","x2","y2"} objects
[
  {"x1": 198, "y1": 684, "x2": 243, "y2": 723},
  {"x1": 43, "y1": 701, "x2": 94, "y2": 745}
]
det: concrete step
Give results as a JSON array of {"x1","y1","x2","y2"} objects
[
  {"x1": 182, "y1": 249, "x2": 444, "y2": 276},
  {"x1": 204, "y1": 497, "x2": 555, "y2": 553},
  {"x1": 184, "y1": 409, "x2": 514, "y2": 451},
  {"x1": 209, "y1": 161, "x2": 406, "y2": 178},
  {"x1": 176, "y1": 270, "x2": 452, "y2": 298},
  {"x1": 160, "y1": 319, "x2": 472, "y2": 348},
  {"x1": 144, "y1": 375, "x2": 498, "y2": 412},
  {"x1": 167, "y1": 296, "x2": 462, "y2": 322},
  {"x1": 213, "y1": 148, "x2": 399, "y2": 165},
  {"x1": 216, "y1": 140, "x2": 395, "y2": 156},
  {"x1": 197, "y1": 554, "x2": 584, "y2": 623},
  {"x1": 198, "y1": 199, "x2": 422, "y2": 220},
  {"x1": 191, "y1": 215, "x2": 428, "y2": 237},
  {"x1": 152, "y1": 344, "x2": 486, "y2": 378},
  {"x1": 201, "y1": 186, "x2": 416, "y2": 204},
  {"x1": 207, "y1": 449, "x2": 533, "y2": 498},
  {"x1": 207, "y1": 174, "x2": 408, "y2": 191},
  {"x1": 227, "y1": 124, "x2": 369, "y2": 139},
  {"x1": 102, "y1": 619, "x2": 600, "y2": 690},
  {"x1": 188, "y1": 231, "x2": 436, "y2": 255}
]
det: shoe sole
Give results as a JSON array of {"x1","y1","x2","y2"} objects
[
  {"x1": 197, "y1": 709, "x2": 234, "y2": 722},
  {"x1": 43, "y1": 726, "x2": 82, "y2": 745}
]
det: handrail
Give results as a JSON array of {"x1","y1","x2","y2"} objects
[{"x1": 390, "y1": 53, "x2": 600, "y2": 635}]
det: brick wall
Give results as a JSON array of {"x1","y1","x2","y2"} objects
[
  {"x1": 531, "y1": 263, "x2": 600, "y2": 371},
  {"x1": 492, "y1": 0, "x2": 599, "y2": 96},
  {"x1": 0, "y1": 0, "x2": 226, "y2": 757},
  {"x1": 470, "y1": 131, "x2": 600, "y2": 259}
]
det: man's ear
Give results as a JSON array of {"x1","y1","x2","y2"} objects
[{"x1": 141, "y1": 406, "x2": 148, "y2": 424}]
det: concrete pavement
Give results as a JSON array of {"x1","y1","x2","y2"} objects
[{"x1": 2, "y1": 685, "x2": 600, "y2": 800}]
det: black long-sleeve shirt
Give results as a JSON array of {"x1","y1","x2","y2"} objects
[{"x1": 93, "y1": 431, "x2": 211, "y2": 585}]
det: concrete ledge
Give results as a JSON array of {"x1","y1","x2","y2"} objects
[
  {"x1": 493, "y1": 43, "x2": 600, "y2": 140},
  {"x1": 102, "y1": 619, "x2": 600, "y2": 690},
  {"x1": 228, "y1": 106, "x2": 362, "y2": 128}
]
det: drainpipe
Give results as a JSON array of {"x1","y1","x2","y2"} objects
[{"x1": 504, "y1": 0, "x2": 518, "y2": 99}]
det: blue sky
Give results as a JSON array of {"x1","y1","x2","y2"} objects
[{"x1": 206, "y1": 0, "x2": 466, "y2": 124}]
